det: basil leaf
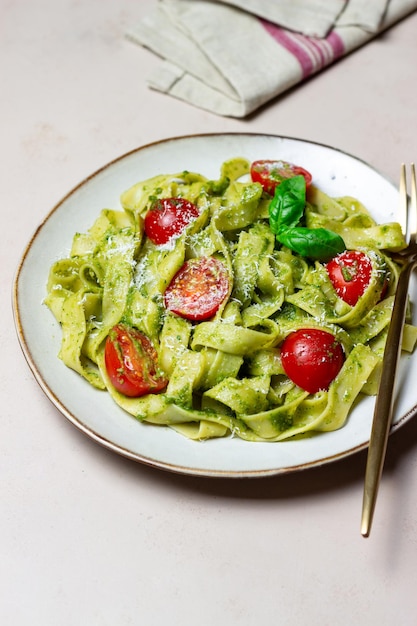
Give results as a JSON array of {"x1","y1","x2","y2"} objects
[
  {"x1": 268, "y1": 175, "x2": 306, "y2": 234},
  {"x1": 277, "y1": 227, "x2": 346, "y2": 262},
  {"x1": 268, "y1": 173, "x2": 346, "y2": 261}
]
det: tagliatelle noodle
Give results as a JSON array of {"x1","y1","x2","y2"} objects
[{"x1": 45, "y1": 158, "x2": 417, "y2": 441}]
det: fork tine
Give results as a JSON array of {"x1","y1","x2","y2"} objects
[
  {"x1": 398, "y1": 163, "x2": 407, "y2": 238},
  {"x1": 410, "y1": 163, "x2": 416, "y2": 244}
]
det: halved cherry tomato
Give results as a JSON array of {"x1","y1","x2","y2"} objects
[
  {"x1": 250, "y1": 159, "x2": 312, "y2": 196},
  {"x1": 164, "y1": 256, "x2": 229, "y2": 321},
  {"x1": 281, "y1": 329, "x2": 345, "y2": 394},
  {"x1": 104, "y1": 324, "x2": 167, "y2": 397},
  {"x1": 325, "y1": 250, "x2": 373, "y2": 306},
  {"x1": 144, "y1": 197, "x2": 199, "y2": 245}
]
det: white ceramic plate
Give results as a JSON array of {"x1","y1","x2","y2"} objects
[{"x1": 13, "y1": 133, "x2": 417, "y2": 477}]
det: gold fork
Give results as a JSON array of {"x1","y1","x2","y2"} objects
[{"x1": 361, "y1": 163, "x2": 417, "y2": 537}]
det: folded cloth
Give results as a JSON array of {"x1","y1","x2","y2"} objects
[
  {"x1": 337, "y1": 0, "x2": 390, "y2": 31},
  {"x1": 207, "y1": 0, "x2": 347, "y2": 37},
  {"x1": 215, "y1": 0, "x2": 391, "y2": 35},
  {"x1": 127, "y1": 0, "x2": 417, "y2": 118}
]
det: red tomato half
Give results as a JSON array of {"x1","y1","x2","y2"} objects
[
  {"x1": 164, "y1": 256, "x2": 229, "y2": 321},
  {"x1": 104, "y1": 324, "x2": 167, "y2": 397},
  {"x1": 281, "y1": 329, "x2": 345, "y2": 394},
  {"x1": 144, "y1": 197, "x2": 199, "y2": 245},
  {"x1": 325, "y1": 250, "x2": 372, "y2": 306},
  {"x1": 250, "y1": 159, "x2": 313, "y2": 196}
]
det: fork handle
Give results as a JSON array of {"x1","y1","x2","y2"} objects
[{"x1": 361, "y1": 261, "x2": 416, "y2": 537}]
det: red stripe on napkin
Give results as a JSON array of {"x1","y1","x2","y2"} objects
[{"x1": 261, "y1": 20, "x2": 345, "y2": 79}]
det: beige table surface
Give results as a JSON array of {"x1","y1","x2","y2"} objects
[{"x1": 3, "y1": 1, "x2": 417, "y2": 624}]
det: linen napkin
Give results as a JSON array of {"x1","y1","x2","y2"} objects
[{"x1": 127, "y1": 0, "x2": 417, "y2": 118}]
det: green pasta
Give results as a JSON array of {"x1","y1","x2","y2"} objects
[{"x1": 45, "y1": 158, "x2": 417, "y2": 441}]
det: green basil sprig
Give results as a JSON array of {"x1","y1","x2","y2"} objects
[{"x1": 268, "y1": 175, "x2": 346, "y2": 262}]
